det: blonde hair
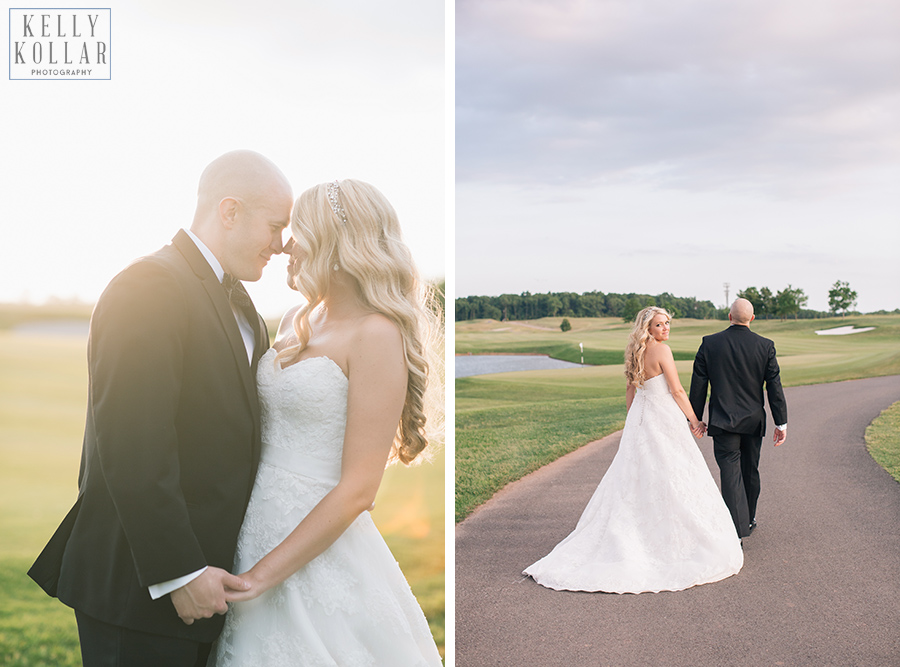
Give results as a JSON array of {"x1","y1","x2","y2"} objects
[
  {"x1": 276, "y1": 179, "x2": 443, "y2": 465},
  {"x1": 624, "y1": 306, "x2": 670, "y2": 388}
]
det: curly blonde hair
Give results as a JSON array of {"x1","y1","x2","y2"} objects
[
  {"x1": 624, "y1": 306, "x2": 670, "y2": 388},
  {"x1": 276, "y1": 179, "x2": 443, "y2": 465}
]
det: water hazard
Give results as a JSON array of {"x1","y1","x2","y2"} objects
[{"x1": 455, "y1": 354, "x2": 585, "y2": 378}]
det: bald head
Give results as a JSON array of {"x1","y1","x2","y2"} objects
[
  {"x1": 190, "y1": 150, "x2": 294, "y2": 280},
  {"x1": 194, "y1": 150, "x2": 291, "y2": 223},
  {"x1": 729, "y1": 298, "x2": 755, "y2": 326}
]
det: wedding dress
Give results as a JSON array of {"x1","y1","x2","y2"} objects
[
  {"x1": 524, "y1": 373, "x2": 743, "y2": 594},
  {"x1": 214, "y1": 349, "x2": 442, "y2": 666}
]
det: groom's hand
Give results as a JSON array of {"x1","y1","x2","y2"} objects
[
  {"x1": 170, "y1": 567, "x2": 250, "y2": 625},
  {"x1": 773, "y1": 427, "x2": 787, "y2": 447}
]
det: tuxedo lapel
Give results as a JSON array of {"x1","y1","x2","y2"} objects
[
  {"x1": 250, "y1": 311, "x2": 269, "y2": 374},
  {"x1": 172, "y1": 231, "x2": 260, "y2": 423}
]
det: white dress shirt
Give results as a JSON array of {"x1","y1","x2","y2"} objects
[{"x1": 185, "y1": 229, "x2": 255, "y2": 363}]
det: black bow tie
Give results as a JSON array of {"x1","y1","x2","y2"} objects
[{"x1": 222, "y1": 274, "x2": 254, "y2": 312}]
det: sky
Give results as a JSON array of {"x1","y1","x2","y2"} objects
[
  {"x1": 456, "y1": 0, "x2": 900, "y2": 313},
  {"x1": 1, "y1": 0, "x2": 445, "y2": 318}
]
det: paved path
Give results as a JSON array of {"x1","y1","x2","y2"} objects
[{"x1": 455, "y1": 375, "x2": 900, "y2": 666}]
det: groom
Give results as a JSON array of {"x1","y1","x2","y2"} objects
[
  {"x1": 28, "y1": 150, "x2": 293, "y2": 666},
  {"x1": 689, "y1": 298, "x2": 788, "y2": 539}
]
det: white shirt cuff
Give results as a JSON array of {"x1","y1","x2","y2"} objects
[
  {"x1": 776, "y1": 424, "x2": 787, "y2": 431},
  {"x1": 148, "y1": 566, "x2": 208, "y2": 600}
]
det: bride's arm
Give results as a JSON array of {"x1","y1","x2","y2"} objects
[
  {"x1": 226, "y1": 314, "x2": 407, "y2": 602},
  {"x1": 625, "y1": 383, "x2": 636, "y2": 412},
  {"x1": 657, "y1": 344, "x2": 703, "y2": 431}
]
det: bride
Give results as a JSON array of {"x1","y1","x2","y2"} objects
[
  {"x1": 524, "y1": 307, "x2": 743, "y2": 594},
  {"x1": 213, "y1": 180, "x2": 442, "y2": 665}
]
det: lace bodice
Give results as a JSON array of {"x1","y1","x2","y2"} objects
[{"x1": 256, "y1": 349, "x2": 348, "y2": 479}]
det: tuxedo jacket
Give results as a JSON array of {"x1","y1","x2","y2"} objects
[
  {"x1": 28, "y1": 230, "x2": 268, "y2": 642},
  {"x1": 689, "y1": 324, "x2": 787, "y2": 438}
]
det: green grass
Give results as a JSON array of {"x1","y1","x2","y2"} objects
[
  {"x1": 456, "y1": 315, "x2": 900, "y2": 522},
  {"x1": 866, "y1": 401, "x2": 900, "y2": 484},
  {"x1": 0, "y1": 559, "x2": 81, "y2": 666},
  {"x1": 0, "y1": 311, "x2": 444, "y2": 662}
]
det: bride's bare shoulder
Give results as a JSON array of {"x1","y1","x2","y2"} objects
[
  {"x1": 645, "y1": 339, "x2": 672, "y2": 358},
  {"x1": 348, "y1": 312, "x2": 403, "y2": 359},
  {"x1": 359, "y1": 311, "x2": 401, "y2": 342}
]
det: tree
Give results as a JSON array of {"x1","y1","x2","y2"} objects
[
  {"x1": 622, "y1": 296, "x2": 642, "y2": 322},
  {"x1": 758, "y1": 287, "x2": 773, "y2": 319},
  {"x1": 828, "y1": 280, "x2": 858, "y2": 317},
  {"x1": 605, "y1": 294, "x2": 624, "y2": 318},
  {"x1": 481, "y1": 303, "x2": 502, "y2": 320},
  {"x1": 580, "y1": 291, "x2": 605, "y2": 317},
  {"x1": 774, "y1": 285, "x2": 807, "y2": 320},
  {"x1": 656, "y1": 292, "x2": 681, "y2": 319},
  {"x1": 560, "y1": 318, "x2": 572, "y2": 332},
  {"x1": 738, "y1": 286, "x2": 774, "y2": 319},
  {"x1": 793, "y1": 286, "x2": 809, "y2": 314},
  {"x1": 498, "y1": 293, "x2": 514, "y2": 321},
  {"x1": 737, "y1": 286, "x2": 762, "y2": 312}
]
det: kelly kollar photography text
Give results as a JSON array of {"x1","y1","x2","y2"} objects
[{"x1": 9, "y1": 9, "x2": 110, "y2": 80}]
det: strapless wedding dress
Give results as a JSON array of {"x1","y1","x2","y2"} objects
[
  {"x1": 524, "y1": 373, "x2": 743, "y2": 593},
  {"x1": 214, "y1": 349, "x2": 441, "y2": 666}
]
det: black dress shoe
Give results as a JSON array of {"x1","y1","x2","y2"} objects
[{"x1": 749, "y1": 519, "x2": 757, "y2": 534}]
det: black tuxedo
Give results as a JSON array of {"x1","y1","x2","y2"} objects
[
  {"x1": 28, "y1": 230, "x2": 267, "y2": 650},
  {"x1": 689, "y1": 324, "x2": 787, "y2": 537}
]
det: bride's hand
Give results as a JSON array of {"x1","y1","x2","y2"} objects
[{"x1": 223, "y1": 569, "x2": 268, "y2": 603}]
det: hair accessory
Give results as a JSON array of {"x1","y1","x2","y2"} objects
[
  {"x1": 326, "y1": 180, "x2": 349, "y2": 224},
  {"x1": 333, "y1": 263, "x2": 340, "y2": 272}
]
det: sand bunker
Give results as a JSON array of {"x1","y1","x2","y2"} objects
[{"x1": 814, "y1": 326, "x2": 875, "y2": 336}]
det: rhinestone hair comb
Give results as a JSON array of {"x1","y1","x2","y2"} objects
[{"x1": 326, "y1": 180, "x2": 348, "y2": 224}]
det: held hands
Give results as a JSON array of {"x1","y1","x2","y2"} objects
[
  {"x1": 224, "y1": 568, "x2": 270, "y2": 604},
  {"x1": 690, "y1": 421, "x2": 707, "y2": 438},
  {"x1": 170, "y1": 567, "x2": 250, "y2": 625}
]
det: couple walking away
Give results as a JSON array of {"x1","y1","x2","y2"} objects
[
  {"x1": 28, "y1": 150, "x2": 443, "y2": 666},
  {"x1": 525, "y1": 301, "x2": 788, "y2": 593}
]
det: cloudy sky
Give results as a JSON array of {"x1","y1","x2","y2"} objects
[
  {"x1": 456, "y1": 0, "x2": 900, "y2": 312},
  {"x1": 1, "y1": 0, "x2": 445, "y2": 318}
]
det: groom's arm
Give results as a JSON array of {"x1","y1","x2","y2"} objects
[
  {"x1": 688, "y1": 340, "x2": 709, "y2": 423},
  {"x1": 148, "y1": 567, "x2": 207, "y2": 600},
  {"x1": 764, "y1": 341, "x2": 788, "y2": 436},
  {"x1": 89, "y1": 260, "x2": 208, "y2": 587}
]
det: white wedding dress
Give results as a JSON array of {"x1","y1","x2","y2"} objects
[
  {"x1": 524, "y1": 373, "x2": 743, "y2": 594},
  {"x1": 214, "y1": 349, "x2": 442, "y2": 666}
]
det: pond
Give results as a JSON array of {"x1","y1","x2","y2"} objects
[
  {"x1": 13, "y1": 319, "x2": 90, "y2": 337},
  {"x1": 455, "y1": 354, "x2": 585, "y2": 378}
]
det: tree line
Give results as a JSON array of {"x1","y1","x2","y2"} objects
[
  {"x1": 456, "y1": 281, "x2": 886, "y2": 322},
  {"x1": 456, "y1": 291, "x2": 722, "y2": 322}
]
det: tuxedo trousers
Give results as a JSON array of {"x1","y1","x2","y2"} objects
[
  {"x1": 75, "y1": 610, "x2": 212, "y2": 667},
  {"x1": 712, "y1": 431, "x2": 762, "y2": 539}
]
